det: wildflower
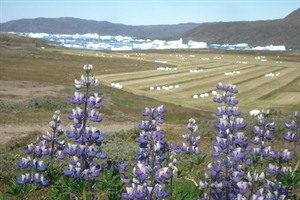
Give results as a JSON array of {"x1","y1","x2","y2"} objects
[
  {"x1": 236, "y1": 181, "x2": 251, "y2": 195},
  {"x1": 16, "y1": 110, "x2": 63, "y2": 186},
  {"x1": 282, "y1": 111, "x2": 299, "y2": 156},
  {"x1": 279, "y1": 149, "x2": 292, "y2": 161},
  {"x1": 64, "y1": 64, "x2": 106, "y2": 180},
  {"x1": 202, "y1": 83, "x2": 250, "y2": 198},
  {"x1": 122, "y1": 105, "x2": 172, "y2": 199},
  {"x1": 171, "y1": 118, "x2": 202, "y2": 155}
]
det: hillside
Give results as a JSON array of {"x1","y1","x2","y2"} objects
[
  {"x1": 183, "y1": 8, "x2": 300, "y2": 48},
  {"x1": 0, "y1": 17, "x2": 199, "y2": 39},
  {"x1": 0, "y1": 8, "x2": 299, "y2": 47}
]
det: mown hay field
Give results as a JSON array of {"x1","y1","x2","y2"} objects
[{"x1": 96, "y1": 50, "x2": 300, "y2": 113}]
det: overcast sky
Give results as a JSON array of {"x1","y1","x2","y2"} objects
[{"x1": 0, "y1": 0, "x2": 299, "y2": 25}]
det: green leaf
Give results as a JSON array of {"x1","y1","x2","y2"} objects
[
  {"x1": 7, "y1": 181, "x2": 32, "y2": 198},
  {"x1": 104, "y1": 168, "x2": 114, "y2": 180}
]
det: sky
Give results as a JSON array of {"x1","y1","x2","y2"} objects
[{"x1": 0, "y1": 0, "x2": 299, "y2": 25}]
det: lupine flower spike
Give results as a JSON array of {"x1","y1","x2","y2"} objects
[
  {"x1": 201, "y1": 83, "x2": 250, "y2": 199},
  {"x1": 171, "y1": 118, "x2": 202, "y2": 155},
  {"x1": 283, "y1": 111, "x2": 299, "y2": 156},
  {"x1": 16, "y1": 110, "x2": 64, "y2": 186},
  {"x1": 64, "y1": 64, "x2": 107, "y2": 181},
  {"x1": 122, "y1": 105, "x2": 173, "y2": 199}
]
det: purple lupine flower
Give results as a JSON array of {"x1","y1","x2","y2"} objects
[
  {"x1": 133, "y1": 163, "x2": 150, "y2": 182},
  {"x1": 87, "y1": 93, "x2": 102, "y2": 108},
  {"x1": 63, "y1": 65, "x2": 112, "y2": 182},
  {"x1": 263, "y1": 146, "x2": 277, "y2": 159},
  {"x1": 17, "y1": 110, "x2": 64, "y2": 186},
  {"x1": 17, "y1": 157, "x2": 32, "y2": 169},
  {"x1": 123, "y1": 105, "x2": 172, "y2": 199},
  {"x1": 263, "y1": 180, "x2": 277, "y2": 191},
  {"x1": 283, "y1": 131, "x2": 296, "y2": 142},
  {"x1": 122, "y1": 185, "x2": 136, "y2": 200},
  {"x1": 279, "y1": 149, "x2": 292, "y2": 161},
  {"x1": 246, "y1": 171, "x2": 265, "y2": 183},
  {"x1": 55, "y1": 150, "x2": 65, "y2": 160},
  {"x1": 64, "y1": 164, "x2": 75, "y2": 176},
  {"x1": 153, "y1": 184, "x2": 170, "y2": 199},
  {"x1": 236, "y1": 181, "x2": 251, "y2": 195},
  {"x1": 71, "y1": 92, "x2": 85, "y2": 105},
  {"x1": 251, "y1": 136, "x2": 261, "y2": 145},
  {"x1": 16, "y1": 173, "x2": 31, "y2": 185},
  {"x1": 202, "y1": 83, "x2": 251, "y2": 198},
  {"x1": 89, "y1": 163, "x2": 101, "y2": 177},
  {"x1": 234, "y1": 118, "x2": 247, "y2": 130},
  {"x1": 250, "y1": 147, "x2": 261, "y2": 156},
  {"x1": 155, "y1": 167, "x2": 172, "y2": 184},
  {"x1": 34, "y1": 173, "x2": 49, "y2": 186},
  {"x1": 88, "y1": 109, "x2": 103, "y2": 122},
  {"x1": 282, "y1": 111, "x2": 299, "y2": 156},
  {"x1": 265, "y1": 163, "x2": 279, "y2": 175},
  {"x1": 32, "y1": 160, "x2": 47, "y2": 172},
  {"x1": 281, "y1": 166, "x2": 293, "y2": 175},
  {"x1": 251, "y1": 111, "x2": 276, "y2": 161},
  {"x1": 285, "y1": 120, "x2": 297, "y2": 130},
  {"x1": 171, "y1": 118, "x2": 202, "y2": 155}
]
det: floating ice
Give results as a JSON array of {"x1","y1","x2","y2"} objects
[
  {"x1": 253, "y1": 45, "x2": 286, "y2": 51},
  {"x1": 13, "y1": 32, "x2": 288, "y2": 51}
]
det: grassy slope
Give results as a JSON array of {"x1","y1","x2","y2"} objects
[
  {"x1": 0, "y1": 34, "x2": 299, "y2": 197},
  {"x1": 97, "y1": 50, "x2": 300, "y2": 113}
]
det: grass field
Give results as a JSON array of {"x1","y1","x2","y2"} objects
[
  {"x1": 96, "y1": 50, "x2": 300, "y2": 113},
  {"x1": 1, "y1": 33, "x2": 300, "y2": 198},
  {"x1": 1, "y1": 33, "x2": 299, "y2": 123}
]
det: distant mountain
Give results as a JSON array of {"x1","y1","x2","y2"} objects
[
  {"x1": 0, "y1": 8, "x2": 299, "y2": 48},
  {"x1": 183, "y1": 8, "x2": 300, "y2": 48},
  {"x1": 0, "y1": 17, "x2": 199, "y2": 39}
]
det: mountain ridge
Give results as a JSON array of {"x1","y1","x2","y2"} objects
[
  {"x1": 183, "y1": 8, "x2": 300, "y2": 48},
  {"x1": 0, "y1": 17, "x2": 200, "y2": 39},
  {"x1": 0, "y1": 8, "x2": 299, "y2": 48}
]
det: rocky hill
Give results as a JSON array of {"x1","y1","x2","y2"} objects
[
  {"x1": 0, "y1": 17, "x2": 199, "y2": 39},
  {"x1": 0, "y1": 8, "x2": 299, "y2": 47},
  {"x1": 183, "y1": 8, "x2": 300, "y2": 48}
]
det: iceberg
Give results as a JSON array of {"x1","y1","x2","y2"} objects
[
  {"x1": 10, "y1": 32, "x2": 290, "y2": 51},
  {"x1": 188, "y1": 40, "x2": 207, "y2": 49},
  {"x1": 253, "y1": 45, "x2": 286, "y2": 51}
]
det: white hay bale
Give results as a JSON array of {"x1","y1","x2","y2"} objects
[{"x1": 250, "y1": 109, "x2": 261, "y2": 117}]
